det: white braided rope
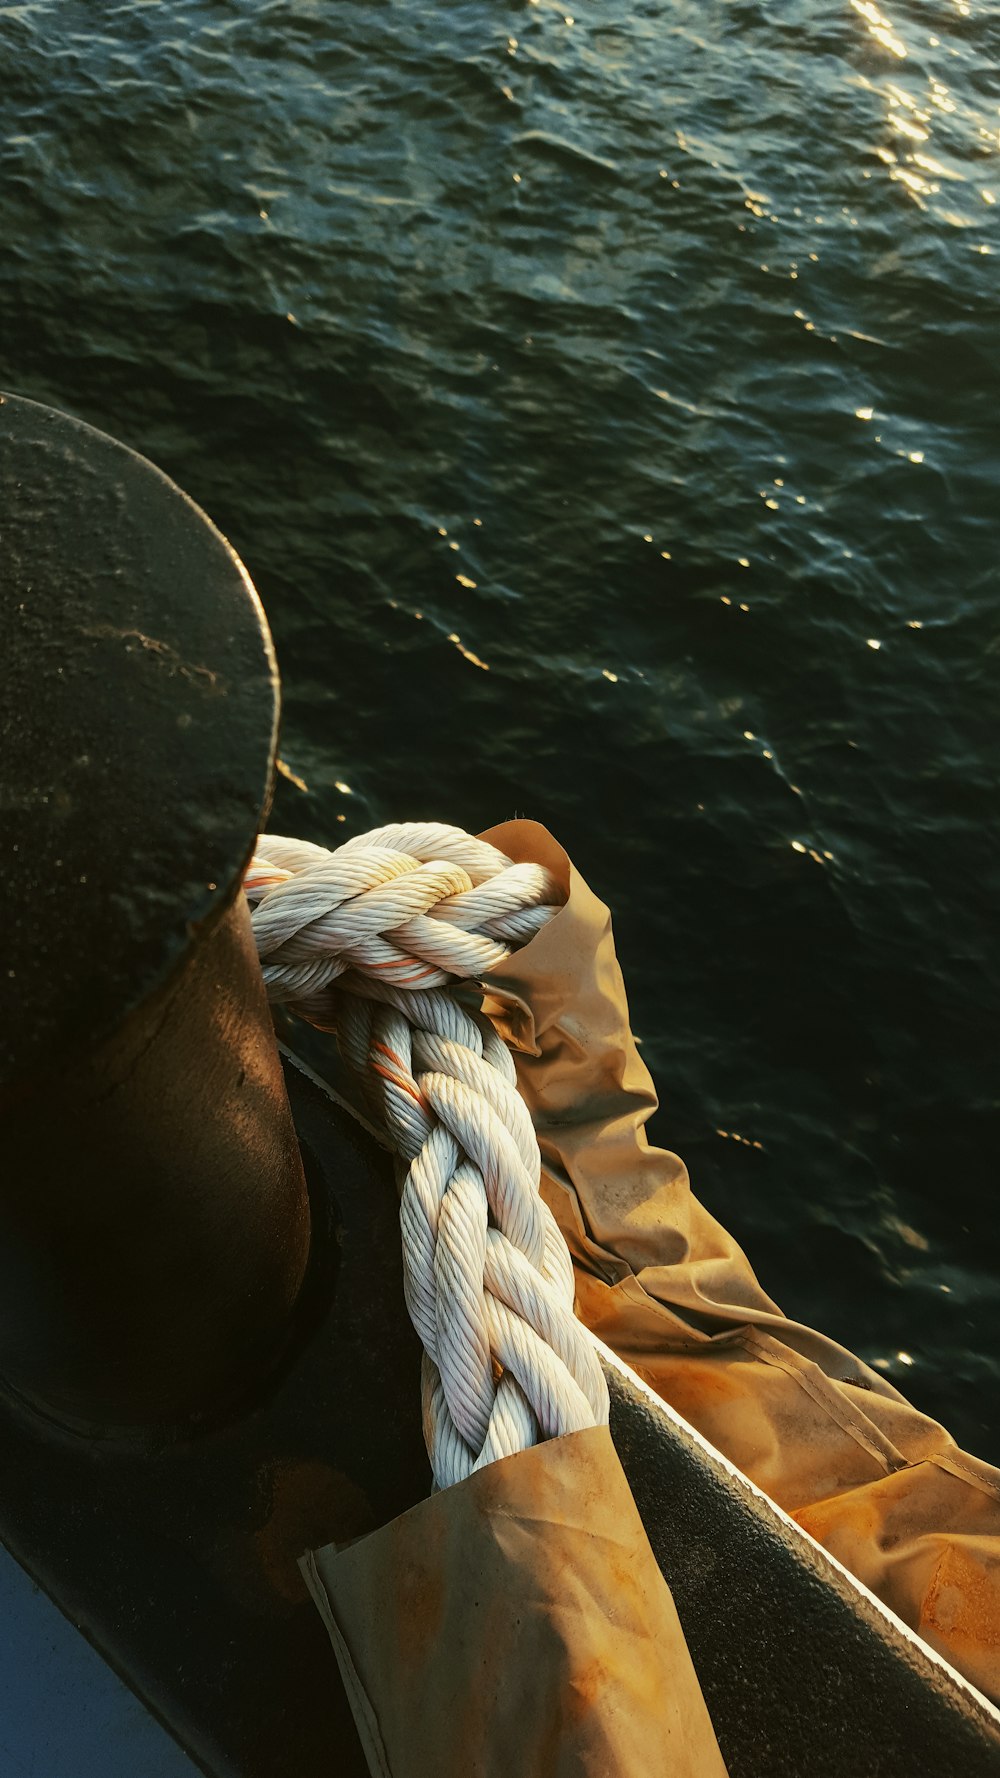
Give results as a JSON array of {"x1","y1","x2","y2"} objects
[{"x1": 245, "y1": 821, "x2": 609, "y2": 1487}]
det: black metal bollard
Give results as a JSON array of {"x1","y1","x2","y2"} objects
[{"x1": 0, "y1": 392, "x2": 311, "y2": 1431}]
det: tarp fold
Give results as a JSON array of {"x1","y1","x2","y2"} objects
[{"x1": 303, "y1": 1426, "x2": 728, "y2": 1778}]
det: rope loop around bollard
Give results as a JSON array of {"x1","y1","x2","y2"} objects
[{"x1": 245, "y1": 823, "x2": 609, "y2": 1489}]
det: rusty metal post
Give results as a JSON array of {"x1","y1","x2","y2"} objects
[{"x1": 0, "y1": 392, "x2": 311, "y2": 1431}]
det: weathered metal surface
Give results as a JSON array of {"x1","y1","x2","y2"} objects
[
  {"x1": 608, "y1": 1361, "x2": 1000, "y2": 1778},
  {"x1": 1, "y1": 895, "x2": 311, "y2": 1429},
  {"x1": 0, "y1": 389, "x2": 277, "y2": 1093},
  {"x1": 0, "y1": 391, "x2": 309, "y2": 1428}
]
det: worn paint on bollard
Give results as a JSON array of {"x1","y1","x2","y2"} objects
[{"x1": 0, "y1": 391, "x2": 309, "y2": 1427}]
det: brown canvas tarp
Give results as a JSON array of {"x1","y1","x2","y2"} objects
[
  {"x1": 303, "y1": 1425, "x2": 728, "y2": 1778},
  {"x1": 478, "y1": 820, "x2": 1000, "y2": 1703},
  {"x1": 305, "y1": 819, "x2": 1000, "y2": 1775}
]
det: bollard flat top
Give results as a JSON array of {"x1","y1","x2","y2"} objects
[{"x1": 0, "y1": 392, "x2": 280, "y2": 1096}]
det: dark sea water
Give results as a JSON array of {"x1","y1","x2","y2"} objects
[{"x1": 3, "y1": 1, "x2": 999, "y2": 1459}]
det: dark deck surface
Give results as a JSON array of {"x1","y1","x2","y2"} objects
[{"x1": 0, "y1": 1545, "x2": 200, "y2": 1778}]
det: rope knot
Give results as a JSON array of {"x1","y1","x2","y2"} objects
[{"x1": 247, "y1": 822, "x2": 609, "y2": 1487}]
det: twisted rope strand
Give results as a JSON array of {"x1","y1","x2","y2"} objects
[{"x1": 247, "y1": 823, "x2": 609, "y2": 1488}]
